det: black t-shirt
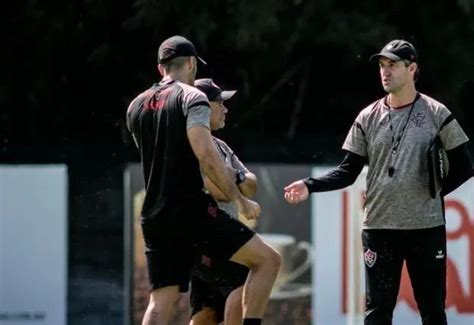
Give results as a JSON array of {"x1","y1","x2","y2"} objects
[{"x1": 127, "y1": 79, "x2": 211, "y2": 226}]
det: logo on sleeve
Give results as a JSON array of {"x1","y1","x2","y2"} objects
[{"x1": 364, "y1": 249, "x2": 377, "y2": 268}]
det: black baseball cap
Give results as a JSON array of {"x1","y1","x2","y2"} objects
[
  {"x1": 194, "y1": 78, "x2": 236, "y2": 102},
  {"x1": 158, "y1": 35, "x2": 207, "y2": 65},
  {"x1": 370, "y1": 39, "x2": 418, "y2": 63}
]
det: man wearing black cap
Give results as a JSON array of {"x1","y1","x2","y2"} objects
[
  {"x1": 127, "y1": 36, "x2": 280, "y2": 325},
  {"x1": 189, "y1": 79, "x2": 259, "y2": 325},
  {"x1": 284, "y1": 39, "x2": 472, "y2": 324}
]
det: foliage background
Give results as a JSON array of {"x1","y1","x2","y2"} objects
[{"x1": 2, "y1": 0, "x2": 473, "y2": 163}]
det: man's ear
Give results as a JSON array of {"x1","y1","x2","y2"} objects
[
  {"x1": 157, "y1": 64, "x2": 165, "y2": 77},
  {"x1": 188, "y1": 57, "x2": 196, "y2": 71}
]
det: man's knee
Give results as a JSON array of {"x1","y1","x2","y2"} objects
[
  {"x1": 149, "y1": 285, "x2": 180, "y2": 310},
  {"x1": 227, "y1": 286, "x2": 243, "y2": 303},
  {"x1": 190, "y1": 307, "x2": 218, "y2": 325},
  {"x1": 246, "y1": 236, "x2": 281, "y2": 271},
  {"x1": 263, "y1": 246, "x2": 281, "y2": 271},
  {"x1": 230, "y1": 235, "x2": 281, "y2": 270}
]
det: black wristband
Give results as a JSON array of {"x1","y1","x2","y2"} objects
[{"x1": 303, "y1": 177, "x2": 315, "y2": 193}]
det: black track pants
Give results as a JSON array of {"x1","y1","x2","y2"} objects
[{"x1": 362, "y1": 226, "x2": 447, "y2": 325}]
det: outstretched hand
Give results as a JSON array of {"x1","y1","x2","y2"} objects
[{"x1": 284, "y1": 180, "x2": 309, "y2": 204}]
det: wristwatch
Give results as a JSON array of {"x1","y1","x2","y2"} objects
[{"x1": 235, "y1": 170, "x2": 246, "y2": 185}]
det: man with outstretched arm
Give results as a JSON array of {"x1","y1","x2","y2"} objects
[{"x1": 284, "y1": 39, "x2": 472, "y2": 325}]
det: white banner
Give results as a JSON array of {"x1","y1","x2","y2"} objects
[
  {"x1": 0, "y1": 165, "x2": 67, "y2": 325},
  {"x1": 312, "y1": 167, "x2": 474, "y2": 324}
]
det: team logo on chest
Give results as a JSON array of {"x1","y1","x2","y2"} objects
[
  {"x1": 364, "y1": 248, "x2": 377, "y2": 268},
  {"x1": 411, "y1": 112, "x2": 426, "y2": 128}
]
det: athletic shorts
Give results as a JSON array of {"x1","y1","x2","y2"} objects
[
  {"x1": 190, "y1": 259, "x2": 249, "y2": 323},
  {"x1": 141, "y1": 197, "x2": 255, "y2": 292}
]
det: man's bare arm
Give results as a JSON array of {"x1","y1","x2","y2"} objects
[
  {"x1": 187, "y1": 126, "x2": 260, "y2": 219},
  {"x1": 204, "y1": 169, "x2": 257, "y2": 201},
  {"x1": 188, "y1": 126, "x2": 240, "y2": 200},
  {"x1": 203, "y1": 175, "x2": 230, "y2": 201},
  {"x1": 238, "y1": 171, "x2": 257, "y2": 198}
]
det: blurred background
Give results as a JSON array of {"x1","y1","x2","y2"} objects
[{"x1": 1, "y1": 0, "x2": 473, "y2": 324}]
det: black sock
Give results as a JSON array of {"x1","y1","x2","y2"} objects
[{"x1": 243, "y1": 319, "x2": 261, "y2": 325}]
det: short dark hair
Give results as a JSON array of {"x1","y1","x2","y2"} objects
[{"x1": 159, "y1": 56, "x2": 191, "y2": 73}]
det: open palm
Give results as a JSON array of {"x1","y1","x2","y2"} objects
[{"x1": 283, "y1": 180, "x2": 309, "y2": 204}]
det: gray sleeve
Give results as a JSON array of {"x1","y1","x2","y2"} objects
[
  {"x1": 342, "y1": 111, "x2": 368, "y2": 157},
  {"x1": 187, "y1": 105, "x2": 211, "y2": 130},
  {"x1": 215, "y1": 139, "x2": 248, "y2": 172},
  {"x1": 230, "y1": 152, "x2": 248, "y2": 172},
  {"x1": 182, "y1": 85, "x2": 211, "y2": 129},
  {"x1": 437, "y1": 107, "x2": 469, "y2": 150},
  {"x1": 440, "y1": 119, "x2": 469, "y2": 150}
]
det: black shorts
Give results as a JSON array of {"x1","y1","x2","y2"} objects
[
  {"x1": 142, "y1": 197, "x2": 255, "y2": 292},
  {"x1": 190, "y1": 260, "x2": 249, "y2": 323}
]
